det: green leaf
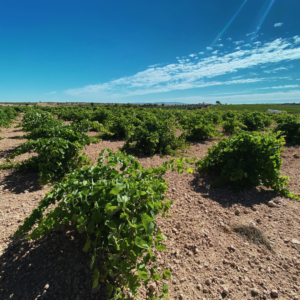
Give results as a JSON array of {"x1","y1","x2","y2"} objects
[
  {"x1": 82, "y1": 235, "x2": 91, "y2": 252},
  {"x1": 92, "y1": 268, "x2": 100, "y2": 288},
  {"x1": 163, "y1": 269, "x2": 171, "y2": 279},
  {"x1": 104, "y1": 204, "x2": 121, "y2": 216},
  {"x1": 137, "y1": 270, "x2": 148, "y2": 280},
  {"x1": 110, "y1": 183, "x2": 124, "y2": 195}
]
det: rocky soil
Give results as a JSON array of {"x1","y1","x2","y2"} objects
[{"x1": 0, "y1": 120, "x2": 300, "y2": 300}]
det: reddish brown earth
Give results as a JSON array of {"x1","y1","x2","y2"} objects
[{"x1": 0, "y1": 120, "x2": 300, "y2": 300}]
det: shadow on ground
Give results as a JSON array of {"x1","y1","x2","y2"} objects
[
  {"x1": 0, "y1": 171, "x2": 42, "y2": 194},
  {"x1": 0, "y1": 229, "x2": 108, "y2": 300},
  {"x1": 190, "y1": 172, "x2": 278, "y2": 208}
]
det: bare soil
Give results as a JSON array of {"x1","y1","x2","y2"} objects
[{"x1": 1, "y1": 121, "x2": 300, "y2": 300}]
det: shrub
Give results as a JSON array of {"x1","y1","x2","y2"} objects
[
  {"x1": 241, "y1": 111, "x2": 272, "y2": 131},
  {"x1": 183, "y1": 115, "x2": 220, "y2": 141},
  {"x1": 14, "y1": 150, "x2": 172, "y2": 299},
  {"x1": 196, "y1": 131, "x2": 291, "y2": 195},
  {"x1": 273, "y1": 116, "x2": 300, "y2": 145},
  {"x1": 222, "y1": 117, "x2": 247, "y2": 134},
  {"x1": 9, "y1": 138, "x2": 91, "y2": 184},
  {"x1": 122, "y1": 118, "x2": 186, "y2": 155}
]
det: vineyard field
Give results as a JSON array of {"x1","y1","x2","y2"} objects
[{"x1": 0, "y1": 104, "x2": 300, "y2": 300}]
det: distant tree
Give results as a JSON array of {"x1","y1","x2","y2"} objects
[
  {"x1": 91, "y1": 102, "x2": 94, "y2": 107},
  {"x1": 216, "y1": 101, "x2": 222, "y2": 105}
]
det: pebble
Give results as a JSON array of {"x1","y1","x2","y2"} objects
[
  {"x1": 148, "y1": 282, "x2": 156, "y2": 292},
  {"x1": 251, "y1": 288, "x2": 259, "y2": 296},
  {"x1": 291, "y1": 239, "x2": 300, "y2": 245},
  {"x1": 271, "y1": 289, "x2": 279, "y2": 297},
  {"x1": 268, "y1": 201, "x2": 277, "y2": 208}
]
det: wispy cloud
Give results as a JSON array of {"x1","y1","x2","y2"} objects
[
  {"x1": 258, "y1": 85, "x2": 300, "y2": 90},
  {"x1": 206, "y1": 47, "x2": 213, "y2": 50},
  {"x1": 274, "y1": 23, "x2": 283, "y2": 28},
  {"x1": 65, "y1": 37, "x2": 300, "y2": 98},
  {"x1": 263, "y1": 65, "x2": 293, "y2": 74},
  {"x1": 45, "y1": 91, "x2": 57, "y2": 95},
  {"x1": 294, "y1": 36, "x2": 300, "y2": 43},
  {"x1": 246, "y1": 32, "x2": 255, "y2": 36},
  {"x1": 233, "y1": 40, "x2": 244, "y2": 45}
]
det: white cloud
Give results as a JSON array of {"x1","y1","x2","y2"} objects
[
  {"x1": 206, "y1": 47, "x2": 213, "y2": 50},
  {"x1": 231, "y1": 75, "x2": 244, "y2": 79},
  {"x1": 198, "y1": 52, "x2": 204, "y2": 55},
  {"x1": 216, "y1": 44, "x2": 224, "y2": 47},
  {"x1": 253, "y1": 41, "x2": 261, "y2": 45},
  {"x1": 226, "y1": 38, "x2": 232, "y2": 41},
  {"x1": 233, "y1": 40, "x2": 244, "y2": 45},
  {"x1": 246, "y1": 32, "x2": 255, "y2": 36},
  {"x1": 212, "y1": 50, "x2": 218, "y2": 55},
  {"x1": 258, "y1": 85, "x2": 300, "y2": 90},
  {"x1": 65, "y1": 37, "x2": 300, "y2": 98},
  {"x1": 263, "y1": 66, "x2": 288, "y2": 74},
  {"x1": 189, "y1": 54, "x2": 196, "y2": 58},
  {"x1": 294, "y1": 35, "x2": 300, "y2": 43},
  {"x1": 45, "y1": 91, "x2": 57, "y2": 95},
  {"x1": 274, "y1": 23, "x2": 283, "y2": 28}
]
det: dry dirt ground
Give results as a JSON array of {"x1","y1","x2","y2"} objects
[{"x1": 1, "y1": 120, "x2": 300, "y2": 300}]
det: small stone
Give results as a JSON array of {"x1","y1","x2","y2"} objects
[
  {"x1": 179, "y1": 294, "x2": 184, "y2": 299},
  {"x1": 251, "y1": 288, "x2": 259, "y2": 296},
  {"x1": 148, "y1": 282, "x2": 156, "y2": 292},
  {"x1": 235, "y1": 209, "x2": 241, "y2": 215},
  {"x1": 268, "y1": 201, "x2": 277, "y2": 208},
  {"x1": 221, "y1": 285, "x2": 229, "y2": 295},
  {"x1": 196, "y1": 284, "x2": 202, "y2": 290},
  {"x1": 44, "y1": 283, "x2": 49, "y2": 290},
  {"x1": 205, "y1": 279, "x2": 211, "y2": 286},
  {"x1": 271, "y1": 289, "x2": 278, "y2": 297},
  {"x1": 203, "y1": 287, "x2": 209, "y2": 293},
  {"x1": 292, "y1": 239, "x2": 300, "y2": 245},
  {"x1": 228, "y1": 245, "x2": 236, "y2": 252}
]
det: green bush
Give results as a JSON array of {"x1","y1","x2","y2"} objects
[
  {"x1": 122, "y1": 118, "x2": 186, "y2": 155},
  {"x1": 9, "y1": 138, "x2": 91, "y2": 184},
  {"x1": 183, "y1": 115, "x2": 220, "y2": 141},
  {"x1": 14, "y1": 150, "x2": 172, "y2": 299},
  {"x1": 18, "y1": 110, "x2": 59, "y2": 132},
  {"x1": 241, "y1": 111, "x2": 272, "y2": 131},
  {"x1": 222, "y1": 117, "x2": 247, "y2": 134},
  {"x1": 273, "y1": 116, "x2": 300, "y2": 145},
  {"x1": 197, "y1": 131, "x2": 291, "y2": 195}
]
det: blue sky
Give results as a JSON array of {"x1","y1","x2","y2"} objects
[{"x1": 1, "y1": 0, "x2": 300, "y2": 104}]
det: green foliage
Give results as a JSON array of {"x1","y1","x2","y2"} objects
[
  {"x1": 104, "y1": 116, "x2": 141, "y2": 140},
  {"x1": 17, "y1": 110, "x2": 59, "y2": 132},
  {"x1": 222, "y1": 117, "x2": 247, "y2": 134},
  {"x1": 181, "y1": 114, "x2": 220, "y2": 141},
  {"x1": 9, "y1": 138, "x2": 91, "y2": 184},
  {"x1": 273, "y1": 115, "x2": 300, "y2": 145},
  {"x1": 122, "y1": 118, "x2": 186, "y2": 155},
  {"x1": 241, "y1": 111, "x2": 272, "y2": 131},
  {"x1": 196, "y1": 131, "x2": 293, "y2": 197},
  {"x1": 15, "y1": 150, "x2": 172, "y2": 299},
  {"x1": 0, "y1": 107, "x2": 19, "y2": 128},
  {"x1": 23, "y1": 120, "x2": 104, "y2": 146}
]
